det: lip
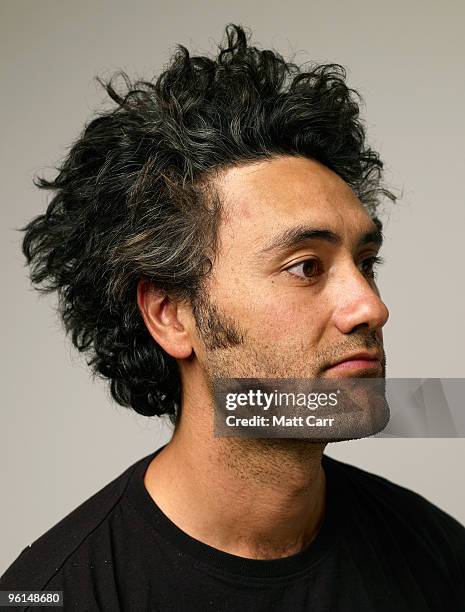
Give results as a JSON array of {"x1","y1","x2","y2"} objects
[{"x1": 326, "y1": 351, "x2": 382, "y2": 373}]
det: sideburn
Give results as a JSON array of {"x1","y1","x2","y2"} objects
[{"x1": 191, "y1": 289, "x2": 245, "y2": 351}]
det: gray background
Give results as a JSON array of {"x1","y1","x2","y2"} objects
[{"x1": 1, "y1": 0, "x2": 464, "y2": 574}]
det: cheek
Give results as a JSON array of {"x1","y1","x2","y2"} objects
[
  {"x1": 243, "y1": 289, "x2": 328, "y2": 348},
  {"x1": 218, "y1": 270, "x2": 332, "y2": 345}
]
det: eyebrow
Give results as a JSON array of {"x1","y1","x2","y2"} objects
[{"x1": 258, "y1": 216, "x2": 384, "y2": 256}]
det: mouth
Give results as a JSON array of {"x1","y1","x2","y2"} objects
[{"x1": 324, "y1": 351, "x2": 383, "y2": 376}]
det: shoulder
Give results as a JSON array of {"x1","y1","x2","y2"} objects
[
  {"x1": 323, "y1": 453, "x2": 465, "y2": 576},
  {"x1": 0, "y1": 452, "x2": 154, "y2": 591},
  {"x1": 323, "y1": 453, "x2": 465, "y2": 532}
]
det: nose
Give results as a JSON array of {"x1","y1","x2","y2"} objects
[{"x1": 332, "y1": 266, "x2": 389, "y2": 335}]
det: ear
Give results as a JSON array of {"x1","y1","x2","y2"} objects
[{"x1": 136, "y1": 278, "x2": 193, "y2": 359}]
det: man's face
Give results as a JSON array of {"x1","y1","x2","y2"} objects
[{"x1": 191, "y1": 155, "x2": 388, "y2": 384}]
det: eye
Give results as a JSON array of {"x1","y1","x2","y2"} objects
[
  {"x1": 285, "y1": 258, "x2": 322, "y2": 280},
  {"x1": 359, "y1": 255, "x2": 385, "y2": 278}
]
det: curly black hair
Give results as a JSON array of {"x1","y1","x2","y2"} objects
[{"x1": 20, "y1": 24, "x2": 396, "y2": 424}]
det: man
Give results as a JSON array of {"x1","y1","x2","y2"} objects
[{"x1": 2, "y1": 24, "x2": 464, "y2": 611}]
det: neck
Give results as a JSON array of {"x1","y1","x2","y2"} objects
[{"x1": 144, "y1": 408, "x2": 327, "y2": 560}]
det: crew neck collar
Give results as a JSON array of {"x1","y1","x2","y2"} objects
[{"x1": 126, "y1": 445, "x2": 343, "y2": 580}]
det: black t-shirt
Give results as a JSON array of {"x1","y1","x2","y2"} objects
[{"x1": 2, "y1": 446, "x2": 465, "y2": 611}]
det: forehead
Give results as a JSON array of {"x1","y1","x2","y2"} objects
[{"x1": 215, "y1": 155, "x2": 374, "y2": 250}]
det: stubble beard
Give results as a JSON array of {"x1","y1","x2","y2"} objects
[{"x1": 190, "y1": 288, "x2": 387, "y2": 473}]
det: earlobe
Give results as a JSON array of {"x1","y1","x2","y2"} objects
[{"x1": 136, "y1": 279, "x2": 193, "y2": 359}]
